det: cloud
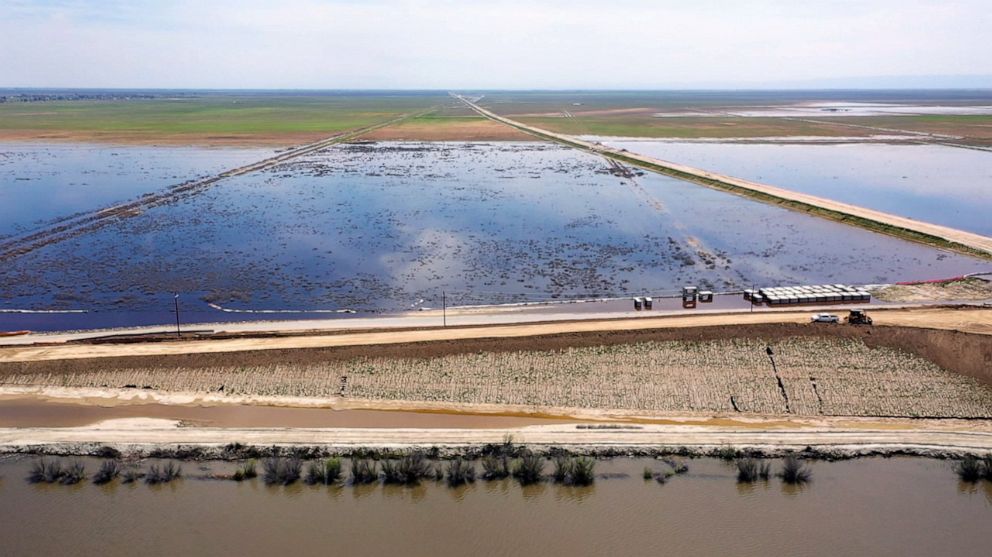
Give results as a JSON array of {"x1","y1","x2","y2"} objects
[{"x1": 1, "y1": 0, "x2": 990, "y2": 88}]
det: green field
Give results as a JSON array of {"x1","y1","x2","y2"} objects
[{"x1": 0, "y1": 93, "x2": 445, "y2": 142}]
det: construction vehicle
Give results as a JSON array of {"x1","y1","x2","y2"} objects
[{"x1": 846, "y1": 309, "x2": 873, "y2": 325}]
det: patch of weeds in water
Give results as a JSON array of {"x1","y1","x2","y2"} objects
[
  {"x1": 511, "y1": 452, "x2": 544, "y2": 485},
  {"x1": 145, "y1": 462, "x2": 182, "y2": 485},
  {"x1": 954, "y1": 456, "x2": 984, "y2": 483},
  {"x1": 304, "y1": 458, "x2": 343, "y2": 486},
  {"x1": 552, "y1": 456, "x2": 596, "y2": 486},
  {"x1": 93, "y1": 460, "x2": 122, "y2": 485},
  {"x1": 349, "y1": 457, "x2": 379, "y2": 484},
  {"x1": 232, "y1": 460, "x2": 257, "y2": 482},
  {"x1": 779, "y1": 456, "x2": 812, "y2": 485},
  {"x1": 122, "y1": 467, "x2": 143, "y2": 484},
  {"x1": 28, "y1": 458, "x2": 64, "y2": 484},
  {"x1": 481, "y1": 455, "x2": 511, "y2": 480},
  {"x1": 262, "y1": 458, "x2": 300, "y2": 486},
  {"x1": 736, "y1": 458, "x2": 771, "y2": 483},
  {"x1": 445, "y1": 458, "x2": 476, "y2": 487}
]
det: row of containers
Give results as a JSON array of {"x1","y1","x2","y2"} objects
[
  {"x1": 633, "y1": 286, "x2": 715, "y2": 310},
  {"x1": 744, "y1": 284, "x2": 871, "y2": 306}
]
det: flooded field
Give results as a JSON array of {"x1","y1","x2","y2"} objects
[
  {"x1": 0, "y1": 455, "x2": 988, "y2": 556},
  {"x1": 0, "y1": 143, "x2": 273, "y2": 238},
  {"x1": 1, "y1": 141, "x2": 988, "y2": 330},
  {"x1": 606, "y1": 141, "x2": 992, "y2": 236}
]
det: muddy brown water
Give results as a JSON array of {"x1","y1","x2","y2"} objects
[
  {"x1": 0, "y1": 456, "x2": 989, "y2": 556},
  {"x1": 0, "y1": 398, "x2": 581, "y2": 428}
]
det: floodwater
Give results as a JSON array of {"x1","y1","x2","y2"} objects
[
  {"x1": 1, "y1": 141, "x2": 988, "y2": 330},
  {"x1": 0, "y1": 143, "x2": 273, "y2": 237},
  {"x1": 607, "y1": 140, "x2": 992, "y2": 236},
  {"x1": 0, "y1": 456, "x2": 988, "y2": 556},
  {"x1": 0, "y1": 398, "x2": 580, "y2": 428}
]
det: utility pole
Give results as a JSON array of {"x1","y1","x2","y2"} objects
[
  {"x1": 442, "y1": 290, "x2": 447, "y2": 328},
  {"x1": 174, "y1": 293, "x2": 182, "y2": 338}
]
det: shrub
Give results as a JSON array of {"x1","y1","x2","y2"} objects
[
  {"x1": 396, "y1": 452, "x2": 432, "y2": 485},
  {"x1": 61, "y1": 460, "x2": 86, "y2": 485},
  {"x1": 481, "y1": 455, "x2": 510, "y2": 480},
  {"x1": 350, "y1": 458, "x2": 379, "y2": 484},
  {"x1": 28, "y1": 458, "x2": 64, "y2": 484},
  {"x1": 569, "y1": 457, "x2": 595, "y2": 486},
  {"x1": 737, "y1": 458, "x2": 772, "y2": 483},
  {"x1": 982, "y1": 455, "x2": 992, "y2": 481},
  {"x1": 381, "y1": 459, "x2": 401, "y2": 484},
  {"x1": 122, "y1": 467, "x2": 142, "y2": 484},
  {"x1": 305, "y1": 461, "x2": 325, "y2": 485},
  {"x1": 146, "y1": 461, "x2": 182, "y2": 485},
  {"x1": 232, "y1": 460, "x2": 257, "y2": 482},
  {"x1": 511, "y1": 452, "x2": 544, "y2": 485},
  {"x1": 263, "y1": 458, "x2": 301, "y2": 486},
  {"x1": 445, "y1": 458, "x2": 476, "y2": 487},
  {"x1": 552, "y1": 456, "x2": 572, "y2": 483},
  {"x1": 779, "y1": 456, "x2": 812, "y2": 484},
  {"x1": 324, "y1": 458, "x2": 343, "y2": 484},
  {"x1": 955, "y1": 456, "x2": 983, "y2": 483},
  {"x1": 643, "y1": 467, "x2": 653, "y2": 480},
  {"x1": 93, "y1": 460, "x2": 122, "y2": 485}
]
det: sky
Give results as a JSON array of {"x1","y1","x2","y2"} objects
[{"x1": 1, "y1": 0, "x2": 991, "y2": 89}]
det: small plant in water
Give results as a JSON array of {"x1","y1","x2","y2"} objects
[
  {"x1": 445, "y1": 458, "x2": 476, "y2": 487},
  {"x1": 262, "y1": 458, "x2": 301, "y2": 486},
  {"x1": 121, "y1": 467, "x2": 142, "y2": 484},
  {"x1": 28, "y1": 458, "x2": 64, "y2": 484},
  {"x1": 511, "y1": 452, "x2": 544, "y2": 485},
  {"x1": 779, "y1": 456, "x2": 812, "y2": 485},
  {"x1": 232, "y1": 460, "x2": 257, "y2": 482},
  {"x1": 481, "y1": 455, "x2": 510, "y2": 480},
  {"x1": 736, "y1": 458, "x2": 771, "y2": 483},
  {"x1": 61, "y1": 460, "x2": 86, "y2": 485},
  {"x1": 643, "y1": 467, "x2": 654, "y2": 480},
  {"x1": 145, "y1": 461, "x2": 182, "y2": 485},
  {"x1": 93, "y1": 460, "x2": 122, "y2": 485},
  {"x1": 569, "y1": 457, "x2": 595, "y2": 486},
  {"x1": 349, "y1": 458, "x2": 379, "y2": 484},
  {"x1": 954, "y1": 456, "x2": 983, "y2": 483}
]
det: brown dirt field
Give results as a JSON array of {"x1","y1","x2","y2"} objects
[
  {"x1": 873, "y1": 277, "x2": 992, "y2": 302},
  {"x1": 360, "y1": 119, "x2": 532, "y2": 141}
]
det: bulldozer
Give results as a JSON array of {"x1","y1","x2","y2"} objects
[{"x1": 846, "y1": 309, "x2": 873, "y2": 325}]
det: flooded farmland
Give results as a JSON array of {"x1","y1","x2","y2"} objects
[
  {"x1": 605, "y1": 140, "x2": 992, "y2": 236},
  {"x1": 0, "y1": 141, "x2": 988, "y2": 330},
  {"x1": 0, "y1": 456, "x2": 989, "y2": 556},
  {"x1": 0, "y1": 143, "x2": 273, "y2": 238}
]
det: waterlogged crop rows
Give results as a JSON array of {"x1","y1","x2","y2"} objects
[{"x1": 5, "y1": 338, "x2": 991, "y2": 418}]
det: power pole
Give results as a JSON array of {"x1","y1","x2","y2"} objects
[
  {"x1": 442, "y1": 290, "x2": 447, "y2": 328},
  {"x1": 174, "y1": 293, "x2": 182, "y2": 338}
]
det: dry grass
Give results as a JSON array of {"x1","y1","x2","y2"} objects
[{"x1": 3, "y1": 337, "x2": 991, "y2": 418}]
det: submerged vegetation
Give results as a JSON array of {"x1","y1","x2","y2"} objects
[
  {"x1": 736, "y1": 458, "x2": 772, "y2": 483},
  {"x1": 262, "y1": 458, "x2": 301, "y2": 486},
  {"x1": 779, "y1": 456, "x2": 813, "y2": 485}
]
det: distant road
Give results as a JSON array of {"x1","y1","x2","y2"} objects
[
  {"x1": 454, "y1": 95, "x2": 992, "y2": 259},
  {"x1": 0, "y1": 109, "x2": 434, "y2": 262},
  {"x1": 2, "y1": 305, "x2": 988, "y2": 362}
]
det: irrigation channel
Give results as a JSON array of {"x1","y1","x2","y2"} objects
[
  {"x1": 0, "y1": 109, "x2": 435, "y2": 263},
  {"x1": 453, "y1": 94, "x2": 992, "y2": 259},
  {"x1": 1, "y1": 454, "x2": 990, "y2": 556}
]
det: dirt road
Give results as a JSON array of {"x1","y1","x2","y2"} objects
[
  {"x1": 454, "y1": 95, "x2": 992, "y2": 257},
  {"x1": 1, "y1": 306, "x2": 989, "y2": 363},
  {"x1": 3, "y1": 418, "x2": 990, "y2": 455}
]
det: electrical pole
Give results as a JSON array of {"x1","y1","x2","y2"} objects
[
  {"x1": 174, "y1": 293, "x2": 181, "y2": 338},
  {"x1": 442, "y1": 290, "x2": 447, "y2": 328}
]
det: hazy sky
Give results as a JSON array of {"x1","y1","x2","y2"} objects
[{"x1": 2, "y1": 0, "x2": 990, "y2": 89}]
